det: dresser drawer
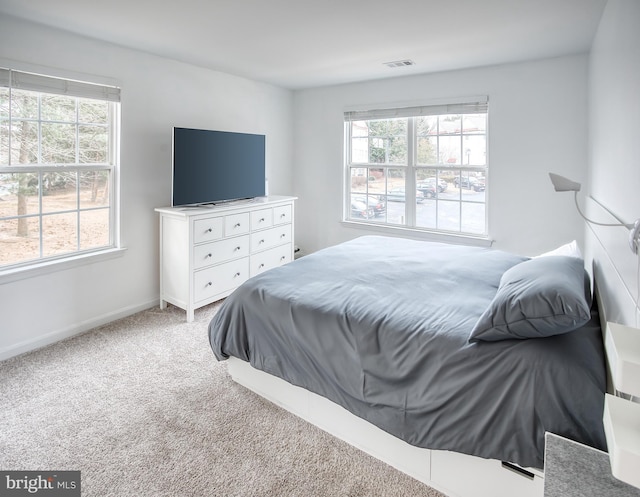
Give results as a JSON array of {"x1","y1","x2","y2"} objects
[
  {"x1": 194, "y1": 257, "x2": 249, "y2": 303},
  {"x1": 273, "y1": 204, "x2": 292, "y2": 225},
  {"x1": 193, "y1": 235, "x2": 250, "y2": 269},
  {"x1": 193, "y1": 217, "x2": 224, "y2": 243},
  {"x1": 225, "y1": 212, "x2": 250, "y2": 237},
  {"x1": 251, "y1": 224, "x2": 292, "y2": 253},
  {"x1": 250, "y1": 243, "x2": 292, "y2": 277},
  {"x1": 251, "y1": 208, "x2": 273, "y2": 230}
]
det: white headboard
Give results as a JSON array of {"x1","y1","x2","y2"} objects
[
  {"x1": 584, "y1": 195, "x2": 639, "y2": 328},
  {"x1": 583, "y1": 196, "x2": 640, "y2": 395}
]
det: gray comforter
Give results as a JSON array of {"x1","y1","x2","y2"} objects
[{"x1": 209, "y1": 236, "x2": 606, "y2": 469}]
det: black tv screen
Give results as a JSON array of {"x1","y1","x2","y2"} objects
[{"x1": 172, "y1": 127, "x2": 266, "y2": 206}]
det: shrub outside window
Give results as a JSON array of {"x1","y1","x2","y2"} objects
[
  {"x1": 344, "y1": 100, "x2": 488, "y2": 237},
  {"x1": 0, "y1": 69, "x2": 120, "y2": 270}
]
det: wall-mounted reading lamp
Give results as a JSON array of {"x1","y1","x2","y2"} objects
[{"x1": 549, "y1": 173, "x2": 640, "y2": 255}]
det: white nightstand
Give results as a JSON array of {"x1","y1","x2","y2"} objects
[
  {"x1": 605, "y1": 322, "x2": 640, "y2": 398},
  {"x1": 603, "y1": 322, "x2": 640, "y2": 490}
]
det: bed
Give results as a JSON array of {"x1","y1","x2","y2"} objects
[{"x1": 208, "y1": 235, "x2": 607, "y2": 496}]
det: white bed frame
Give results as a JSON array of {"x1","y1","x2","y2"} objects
[
  {"x1": 225, "y1": 205, "x2": 627, "y2": 497},
  {"x1": 227, "y1": 356, "x2": 544, "y2": 497}
]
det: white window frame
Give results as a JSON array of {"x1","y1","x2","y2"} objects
[
  {"x1": 0, "y1": 68, "x2": 122, "y2": 281},
  {"x1": 343, "y1": 98, "x2": 489, "y2": 242}
]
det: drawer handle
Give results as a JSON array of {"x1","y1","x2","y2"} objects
[
  {"x1": 280, "y1": 213, "x2": 286, "y2": 218},
  {"x1": 259, "y1": 239, "x2": 265, "y2": 244},
  {"x1": 207, "y1": 228, "x2": 213, "y2": 233},
  {"x1": 233, "y1": 272, "x2": 241, "y2": 278},
  {"x1": 280, "y1": 256, "x2": 286, "y2": 261},
  {"x1": 280, "y1": 233, "x2": 286, "y2": 238},
  {"x1": 234, "y1": 246, "x2": 241, "y2": 251},
  {"x1": 206, "y1": 282, "x2": 212, "y2": 287},
  {"x1": 501, "y1": 462, "x2": 535, "y2": 480},
  {"x1": 234, "y1": 223, "x2": 241, "y2": 228},
  {"x1": 206, "y1": 253, "x2": 212, "y2": 258},
  {"x1": 259, "y1": 263, "x2": 265, "y2": 269},
  {"x1": 259, "y1": 218, "x2": 265, "y2": 222}
]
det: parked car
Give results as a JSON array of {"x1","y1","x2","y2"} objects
[
  {"x1": 416, "y1": 182, "x2": 437, "y2": 199},
  {"x1": 350, "y1": 199, "x2": 375, "y2": 219},
  {"x1": 386, "y1": 188, "x2": 425, "y2": 203},
  {"x1": 420, "y1": 177, "x2": 447, "y2": 193},
  {"x1": 352, "y1": 194, "x2": 386, "y2": 217},
  {"x1": 454, "y1": 175, "x2": 485, "y2": 192}
]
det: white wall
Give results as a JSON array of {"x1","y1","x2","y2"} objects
[
  {"x1": 0, "y1": 16, "x2": 293, "y2": 359},
  {"x1": 292, "y1": 55, "x2": 589, "y2": 257},
  {"x1": 586, "y1": 0, "x2": 640, "y2": 326}
]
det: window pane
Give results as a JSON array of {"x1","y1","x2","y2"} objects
[
  {"x1": 417, "y1": 136, "x2": 437, "y2": 165},
  {"x1": 369, "y1": 137, "x2": 385, "y2": 164},
  {"x1": 0, "y1": 87, "x2": 8, "y2": 119},
  {"x1": 349, "y1": 192, "x2": 374, "y2": 220},
  {"x1": 368, "y1": 118, "x2": 406, "y2": 165},
  {"x1": 41, "y1": 94, "x2": 76, "y2": 122},
  {"x1": 78, "y1": 99, "x2": 108, "y2": 124},
  {"x1": 0, "y1": 216, "x2": 40, "y2": 265},
  {"x1": 42, "y1": 123, "x2": 76, "y2": 164},
  {"x1": 80, "y1": 208, "x2": 110, "y2": 249},
  {"x1": 351, "y1": 120, "x2": 369, "y2": 137},
  {"x1": 416, "y1": 116, "x2": 437, "y2": 135},
  {"x1": 0, "y1": 173, "x2": 16, "y2": 199},
  {"x1": 10, "y1": 89, "x2": 38, "y2": 120},
  {"x1": 383, "y1": 168, "x2": 406, "y2": 225},
  {"x1": 416, "y1": 198, "x2": 436, "y2": 229},
  {"x1": 42, "y1": 171, "x2": 77, "y2": 214},
  {"x1": 439, "y1": 114, "x2": 461, "y2": 135},
  {"x1": 10, "y1": 120, "x2": 38, "y2": 164},
  {"x1": 439, "y1": 136, "x2": 461, "y2": 165},
  {"x1": 351, "y1": 137, "x2": 368, "y2": 163},
  {"x1": 437, "y1": 201, "x2": 461, "y2": 232},
  {"x1": 387, "y1": 135, "x2": 407, "y2": 164},
  {"x1": 42, "y1": 212, "x2": 77, "y2": 257},
  {"x1": 79, "y1": 125, "x2": 108, "y2": 163},
  {"x1": 80, "y1": 170, "x2": 109, "y2": 208},
  {"x1": 0, "y1": 89, "x2": 7, "y2": 165},
  {"x1": 454, "y1": 171, "x2": 486, "y2": 193},
  {"x1": 416, "y1": 168, "x2": 440, "y2": 199},
  {"x1": 0, "y1": 172, "x2": 39, "y2": 216},
  {"x1": 367, "y1": 168, "x2": 385, "y2": 194},
  {"x1": 436, "y1": 169, "x2": 454, "y2": 193},
  {"x1": 463, "y1": 135, "x2": 486, "y2": 166},
  {"x1": 350, "y1": 118, "x2": 407, "y2": 165},
  {"x1": 350, "y1": 168, "x2": 369, "y2": 193},
  {"x1": 462, "y1": 113, "x2": 486, "y2": 134},
  {"x1": 462, "y1": 202, "x2": 486, "y2": 235},
  {"x1": 0, "y1": 122, "x2": 7, "y2": 166}
]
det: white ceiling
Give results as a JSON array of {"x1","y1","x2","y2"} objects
[{"x1": 0, "y1": 0, "x2": 608, "y2": 89}]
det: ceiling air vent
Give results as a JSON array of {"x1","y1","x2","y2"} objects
[{"x1": 384, "y1": 59, "x2": 415, "y2": 68}]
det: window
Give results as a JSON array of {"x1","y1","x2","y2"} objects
[
  {"x1": 0, "y1": 68, "x2": 120, "y2": 270},
  {"x1": 344, "y1": 99, "x2": 488, "y2": 237}
]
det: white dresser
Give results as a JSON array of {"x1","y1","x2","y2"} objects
[{"x1": 155, "y1": 195, "x2": 296, "y2": 321}]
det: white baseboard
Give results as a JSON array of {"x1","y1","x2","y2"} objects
[{"x1": 0, "y1": 299, "x2": 158, "y2": 361}]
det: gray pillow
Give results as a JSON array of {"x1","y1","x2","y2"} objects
[{"x1": 469, "y1": 256, "x2": 591, "y2": 342}]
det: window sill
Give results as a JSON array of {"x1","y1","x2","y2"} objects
[
  {"x1": 0, "y1": 247, "x2": 127, "y2": 285},
  {"x1": 340, "y1": 220, "x2": 494, "y2": 248}
]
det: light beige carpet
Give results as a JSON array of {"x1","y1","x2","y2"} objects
[{"x1": 0, "y1": 303, "x2": 446, "y2": 497}]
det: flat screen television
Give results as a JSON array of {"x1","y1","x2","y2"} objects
[{"x1": 172, "y1": 127, "x2": 266, "y2": 207}]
